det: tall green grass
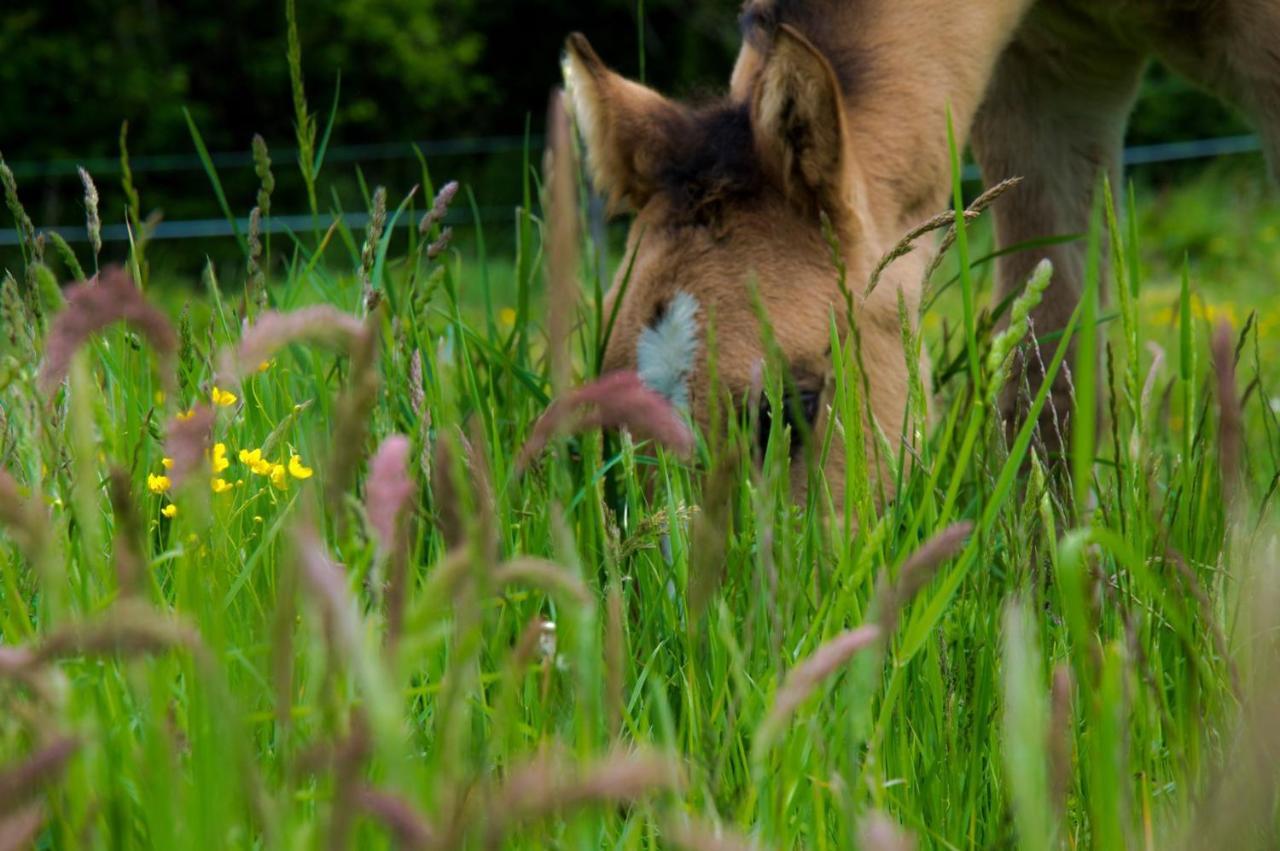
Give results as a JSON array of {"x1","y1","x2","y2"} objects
[{"x1": 1, "y1": 48, "x2": 1279, "y2": 851}]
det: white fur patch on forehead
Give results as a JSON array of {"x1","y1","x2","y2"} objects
[{"x1": 637, "y1": 291, "x2": 700, "y2": 410}]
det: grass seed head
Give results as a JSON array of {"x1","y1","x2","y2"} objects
[
  {"x1": 367, "y1": 435, "x2": 415, "y2": 554},
  {"x1": 0, "y1": 737, "x2": 78, "y2": 817},
  {"x1": 987, "y1": 260, "x2": 1053, "y2": 399},
  {"x1": 605, "y1": 583, "x2": 625, "y2": 737},
  {"x1": 360, "y1": 186, "x2": 388, "y2": 307},
  {"x1": 876, "y1": 521, "x2": 974, "y2": 634},
  {"x1": 518, "y1": 371, "x2": 695, "y2": 470},
  {"x1": 0, "y1": 273, "x2": 33, "y2": 356},
  {"x1": 229, "y1": 305, "x2": 364, "y2": 380},
  {"x1": 1140, "y1": 342, "x2": 1166, "y2": 417},
  {"x1": 77, "y1": 166, "x2": 102, "y2": 261},
  {"x1": 757, "y1": 624, "x2": 881, "y2": 749},
  {"x1": 426, "y1": 226, "x2": 453, "y2": 261},
  {"x1": 493, "y1": 557, "x2": 592, "y2": 607},
  {"x1": 326, "y1": 316, "x2": 381, "y2": 515},
  {"x1": 292, "y1": 522, "x2": 358, "y2": 665},
  {"x1": 662, "y1": 817, "x2": 768, "y2": 851},
  {"x1": 858, "y1": 811, "x2": 916, "y2": 851},
  {"x1": 419, "y1": 180, "x2": 459, "y2": 236},
  {"x1": 34, "y1": 601, "x2": 205, "y2": 668},
  {"x1": 483, "y1": 747, "x2": 684, "y2": 849},
  {"x1": 0, "y1": 646, "x2": 37, "y2": 678},
  {"x1": 1211, "y1": 320, "x2": 1243, "y2": 511},
  {"x1": 0, "y1": 468, "x2": 50, "y2": 564},
  {"x1": 38, "y1": 267, "x2": 178, "y2": 395},
  {"x1": 429, "y1": 429, "x2": 466, "y2": 550},
  {"x1": 0, "y1": 800, "x2": 45, "y2": 850},
  {"x1": 1049, "y1": 664, "x2": 1074, "y2": 814},
  {"x1": 163, "y1": 404, "x2": 215, "y2": 489},
  {"x1": 251, "y1": 134, "x2": 274, "y2": 217},
  {"x1": 688, "y1": 449, "x2": 742, "y2": 618},
  {"x1": 107, "y1": 468, "x2": 145, "y2": 597},
  {"x1": 247, "y1": 206, "x2": 266, "y2": 312},
  {"x1": 45, "y1": 232, "x2": 85, "y2": 283},
  {"x1": 367, "y1": 435, "x2": 416, "y2": 642},
  {"x1": 0, "y1": 154, "x2": 36, "y2": 261},
  {"x1": 354, "y1": 786, "x2": 438, "y2": 851}
]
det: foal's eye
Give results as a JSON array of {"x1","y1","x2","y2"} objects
[{"x1": 756, "y1": 387, "x2": 822, "y2": 458}]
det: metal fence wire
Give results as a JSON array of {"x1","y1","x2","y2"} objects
[{"x1": 0, "y1": 133, "x2": 1264, "y2": 246}]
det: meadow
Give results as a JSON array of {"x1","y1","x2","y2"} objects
[{"x1": 2, "y1": 31, "x2": 1280, "y2": 851}]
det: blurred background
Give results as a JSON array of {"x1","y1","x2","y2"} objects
[{"x1": 0, "y1": 0, "x2": 1274, "y2": 303}]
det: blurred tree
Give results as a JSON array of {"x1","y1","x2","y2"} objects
[
  {"x1": 0, "y1": 0, "x2": 1258, "y2": 254},
  {"x1": 1, "y1": 2, "x2": 1246, "y2": 166},
  {"x1": 0, "y1": 0, "x2": 488, "y2": 162}
]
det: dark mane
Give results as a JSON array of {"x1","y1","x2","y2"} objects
[
  {"x1": 647, "y1": 1, "x2": 866, "y2": 228},
  {"x1": 655, "y1": 101, "x2": 766, "y2": 228},
  {"x1": 739, "y1": 0, "x2": 866, "y2": 97}
]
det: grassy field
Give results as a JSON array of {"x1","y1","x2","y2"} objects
[{"x1": 3, "y1": 61, "x2": 1280, "y2": 851}]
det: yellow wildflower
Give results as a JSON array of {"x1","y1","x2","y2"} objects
[
  {"x1": 288, "y1": 455, "x2": 313, "y2": 480},
  {"x1": 211, "y1": 386, "x2": 238, "y2": 407},
  {"x1": 176, "y1": 409, "x2": 196, "y2": 422},
  {"x1": 269, "y1": 464, "x2": 288, "y2": 490},
  {"x1": 147, "y1": 473, "x2": 172, "y2": 494},
  {"x1": 499, "y1": 307, "x2": 517, "y2": 327},
  {"x1": 162, "y1": 458, "x2": 174, "y2": 470},
  {"x1": 211, "y1": 478, "x2": 232, "y2": 494},
  {"x1": 161, "y1": 504, "x2": 178, "y2": 519},
  {"x1": 240, "y1": 448, "x2": 272, "y2": 475},
  {"x1": 212, "y1": 442, "x2": 230, "y2": 474},
  {"x1": 257, "y1": 360, "x2": 272, "y2": 373}
]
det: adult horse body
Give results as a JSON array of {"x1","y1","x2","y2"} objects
[{"x1": 564, "y1": 0, "x2": 1279, "y2": 500}]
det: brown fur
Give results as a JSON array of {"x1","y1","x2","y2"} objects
[{"x1": 564, "y1": 0, "x2": 1280, "y2": 504}]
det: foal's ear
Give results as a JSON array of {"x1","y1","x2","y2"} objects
[
  {"x1": 751, "y1": 24, "x2": 856, "y2": 223},
  {"x1": 563, "y1": 33, "x2": 683, "y2": 212}
]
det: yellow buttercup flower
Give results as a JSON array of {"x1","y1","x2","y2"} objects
[
  {"x1": 288, "y1": 455, "x2": 313, "y2": 480},
  {"x1": 147, "y1": 473, "x2": 172, "y2": 494},
  {"x1": 212, "y1": 442, "x2": 230, "y2": 474},
  {"x1": 176, "y1": 409, "x2": 196, "y2": 422},
  {"x1": 161, "y1": 458, "x2": 174, "y2": 470},
  {"x1": 257, "y1": 360, "x2": 273, "y2": 373},
  {"x1": 269, "y1": 464, "x2": 288, "y2": 490},
  {"x1": 211, "y1": 386, "x2": 238, "y2": 407},
  {"x1": 240, "y1": 447, "x2": 278, "y2": 477},
  {"x1": 161, "y1": 504, "x2": 178, "y2": 519}
]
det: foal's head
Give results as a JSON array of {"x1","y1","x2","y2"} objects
[{"x1": 564, "y1": 21, "x2": 910, "y2": 496}]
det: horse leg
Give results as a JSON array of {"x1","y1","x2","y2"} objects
[
  {"x1": 1155, "y1": 0, "x2": 1280, "y2": 185},
  {"x1": 971, "y1": 13, "x2": 1146, "y2": 460}
]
